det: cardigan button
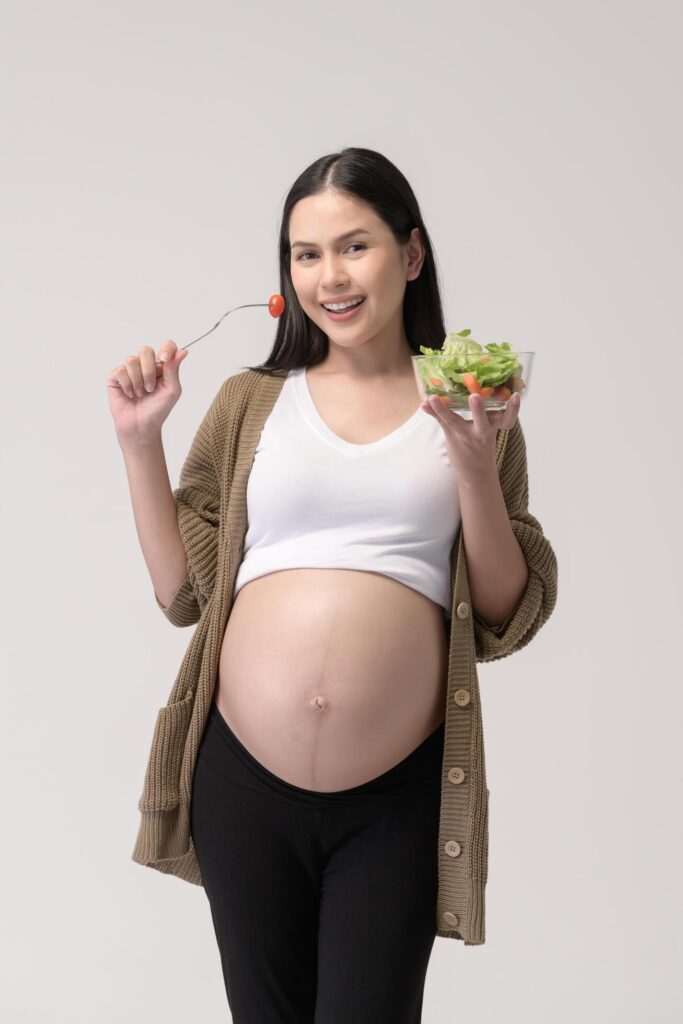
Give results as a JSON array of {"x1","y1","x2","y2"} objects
[
  {"x1": 456, "y1": 601, "x2": 470, "y2": 619},
  {"x1": 443, "y1": 911, "x2": 459, "y2": 927},
  {"x1": 448, "y1": 766, "x2": 465, "y2": 784},
  {"x1": 453, "y1": 688, "x2": 471, "y2": 706},
  {"x1": 444, "y1": 839, "x2": 461, "y2": 857}
]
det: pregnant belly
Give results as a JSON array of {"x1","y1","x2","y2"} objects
[{"x1": 216, "y1": 568, "x2": 450, "y2": 792}]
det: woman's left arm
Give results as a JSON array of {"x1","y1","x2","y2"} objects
[
  {"x1": 457, "y1": 460, "x2": 530, "y2": 630},
  {"x1": 422, "y1": 391, "x2": 558, "y2": 662}
]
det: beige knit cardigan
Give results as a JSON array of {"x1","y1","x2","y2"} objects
[{"x1": 131, "y1": 367, "x2": 558, "y2": 945}]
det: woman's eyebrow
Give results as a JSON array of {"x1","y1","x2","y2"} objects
[{"x1": 290, "y1": 228, "x2": 372, "y2": 250}]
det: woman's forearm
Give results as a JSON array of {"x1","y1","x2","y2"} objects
[
  {"x1": 118, "y1": 433, "x2": 188, "y2": 609},
  {"x1": 457, "y1": 465, "x2": 529, "y2": 628}
]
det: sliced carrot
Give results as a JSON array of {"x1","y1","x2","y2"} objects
[
  {"x1": 462, "y1": 372, "x2": 482, "y2": 394},
  {"x1": 429, "y1": 376, "x2": 446, "y2": 388}
]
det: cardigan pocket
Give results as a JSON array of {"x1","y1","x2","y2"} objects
[{"x1": 137, "y1": 689, "x2": 194, "y2": 813}]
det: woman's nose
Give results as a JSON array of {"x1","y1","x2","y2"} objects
[{"x1": 320, "y1": 259, "x2": 349, "y2": 287}]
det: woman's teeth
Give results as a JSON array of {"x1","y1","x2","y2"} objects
[{"x1": 322, "y1": 298, "x2": 364, "y2": 311}]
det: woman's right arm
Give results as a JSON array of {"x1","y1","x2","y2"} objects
[
  {"x1": 107, "y1": 339, "x2": 207, "y2": 625},
  {"x1": 118, "y1": 433, "x2": 189, "y2": 611}
]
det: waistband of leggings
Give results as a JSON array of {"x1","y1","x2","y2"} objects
[{"x1": 206, "y1": 697, "x2": 445, "y2": 804}]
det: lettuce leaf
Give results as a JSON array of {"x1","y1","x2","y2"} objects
[{"x1": 418, "y1": 328, "x2": 521, "y2": 394}]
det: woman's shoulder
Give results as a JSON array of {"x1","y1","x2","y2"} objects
[
  {"x1": 210, "y1": 368, "x2": 262, "y2": 411},
  {"x1": 219, "y1": 366, "x2": 288, "y2": 401},
  {"x1": 205, "y1": 368, "x2": 287, "y2": 433}
]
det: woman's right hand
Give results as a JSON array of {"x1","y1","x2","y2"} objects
[{"x1": 106, "y1": 340, "x2": 189, "y2": 444}]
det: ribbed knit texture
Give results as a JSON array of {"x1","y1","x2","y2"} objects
[{"x1": 133, "y1": 368, "x2": 558, "y2": 945}]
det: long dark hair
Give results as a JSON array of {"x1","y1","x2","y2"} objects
[{"x1": 241, "y1": 146, "x2": 447, "y2": 377}]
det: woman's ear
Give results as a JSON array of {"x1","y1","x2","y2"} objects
[{"x1": 406, "y1": 227, "x2": 425, "y2": 281}]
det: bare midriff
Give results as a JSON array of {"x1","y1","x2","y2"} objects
[
  {"x1": 215, "y1": 362, "x2": 450, "y2": 792},
  {"x1": 216, "y1": 568, "x2": 449, "y2": 791}
]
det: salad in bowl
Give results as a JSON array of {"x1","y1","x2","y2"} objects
[{"x1": 412, "y1": 329, "x2": 533, "y2": 414}]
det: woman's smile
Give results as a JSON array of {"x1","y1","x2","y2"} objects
[{"x1": 321, "y1": 297, "x2": 367, "y2": 322}]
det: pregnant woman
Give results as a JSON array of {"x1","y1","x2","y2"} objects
[{"x1": 110, "y1": 147, "x2": 558, "y2": 1023}]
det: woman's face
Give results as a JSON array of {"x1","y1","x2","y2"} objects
[{"x1": 288, "y1": 189, "x2": 423, "y2": 351}]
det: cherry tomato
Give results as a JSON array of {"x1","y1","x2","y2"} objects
[{"x1": 269, "y1": 294, "x2": 285, "y2": 317}]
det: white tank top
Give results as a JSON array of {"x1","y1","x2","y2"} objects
[{"x1": 232, "y1": 366, "x2": 462, "y2": 617}]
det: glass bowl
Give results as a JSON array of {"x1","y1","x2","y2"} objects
[{"x1": 412, "y1": 347, "x2": 534, "y2": 414}]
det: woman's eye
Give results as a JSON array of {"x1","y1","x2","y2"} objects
[{"x1": 296, "y1": 243, "x2": 366, "y2": 262}]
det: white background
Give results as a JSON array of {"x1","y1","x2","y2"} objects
[{"x1": 2, "y1": 1, "x2": 681, "y2": 1021}]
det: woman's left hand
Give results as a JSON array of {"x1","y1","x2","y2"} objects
[{"x1": 421, "y1": 391, "x2": 521, "y2": 480}]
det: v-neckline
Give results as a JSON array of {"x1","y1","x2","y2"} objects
[{"x1": 293, "y1": 366, "x2": 425, "y2": 455}]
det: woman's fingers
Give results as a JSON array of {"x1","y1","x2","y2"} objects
[
  {"x1": 157, "y1": 339, "x2": 178, "y2": 366},
  {"x1": 138, "y1": 345, "x2": 158, "y2": 393},
  {"x1": 123, "y1": 356, "x2": 143, "y2": 397},
  {"x1": 108, "y1": 363, "x2": 135, "y2": 399},
  {"x1": 499, "y1": 391, "x2": 521, "y2": 429},
  {"x1": 115, "y1": 341, "x2": 179, "y2": 398},
  {"x1": 427, "y1": 391, "x2": 521, "y2": 437}
]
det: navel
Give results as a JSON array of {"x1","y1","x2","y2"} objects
[{"x1": 309, "y1": 695, "x2": 328, "y2": 710}]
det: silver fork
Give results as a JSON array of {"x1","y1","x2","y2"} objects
[{"x1": 153, "y1": 301, "x2": 280, "y2": 366}]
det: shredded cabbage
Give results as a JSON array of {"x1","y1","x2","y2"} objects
[{"x1": 418, "y1": 328, "x2": 522, "y2": 398}]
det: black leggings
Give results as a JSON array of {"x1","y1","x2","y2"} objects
[{"x1": 190, "y1": 698, "x2": 445, "y2": 1023}]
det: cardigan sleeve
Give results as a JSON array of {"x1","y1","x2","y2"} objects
[
  {"x1": 472, "y1": 418, "x2": 558, "y2": 663},
  {"x1": 154, "y1": 382, "x2": 226, "y2": 628}
]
